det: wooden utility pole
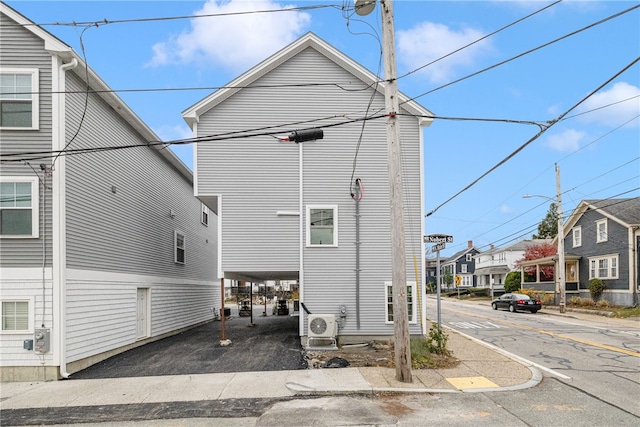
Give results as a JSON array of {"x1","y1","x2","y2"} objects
[
  {"x1": 381, "y1": 0, "x2": 412, "y2": 383},
  {"x1": 556, "y1": 164, "x2": 566, "y2": 313}
]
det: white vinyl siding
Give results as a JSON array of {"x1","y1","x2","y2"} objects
[
  {"x1": 1, "y1": 300, "x2": 30, "y2": 332},
  {"x1": 306, "y1": 205, "x2": 337, "y2": 247},
  {"x1": 0, "y1": 68, "x2": 39, "y2": 129},
  {"x1": 0, "y1": 177, "x2": 39, "y2": 238},
  {"x1": 596, "y1": 219, "x2": 608, "y2": 243},
  {"x1": 572, "y1": 226, "x2": 582, "y2": 248},
  {"x1": 589, "y1": 254, "x2": 618, "y2": 279},
  {"x1": 385, "y1": 282, "x2": 416, "y2": 324}
]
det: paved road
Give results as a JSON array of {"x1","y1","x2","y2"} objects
[
  {"x1": 72, "y1": 304, "x2": 306, "y2": 379},
  {"x1": 429, "y1": 297, "x2": 640, "y2": 417}
]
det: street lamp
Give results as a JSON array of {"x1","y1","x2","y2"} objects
[{"x1": 523, "y1": 164, "x2": 566, "y2": 313}]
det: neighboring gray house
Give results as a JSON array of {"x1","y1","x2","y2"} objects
[
  {"x1": 440, "y1": 241, "x2": 481, "y2": 289},
  {"x1": 562, "y1": 198, "x2": 639, "y2": 306},
  {"x1": 183, "y1": 33, "x2": 434, "y2": 343},
  {"x1": 0, "y1": 3, "x2": 217, "y2": 381},
  {"x1": 474, "y1": 239, "x2": 548, "y2": 295}
]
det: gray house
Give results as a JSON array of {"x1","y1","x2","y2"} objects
[
  {"x1": 0, "y1": 3, "x2": 217, "y2": 381},
  {"x1": 562, "y1": 198, "x2": 639, "y2": 306},
  {"x1": 440, "y1": 241, "x2": 481, "y2": 289},
  {"x1": 183, "y1": 33, "x2": 434, "y2": 344}
]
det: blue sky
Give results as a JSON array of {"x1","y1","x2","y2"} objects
[{"x1": 8, "y1": 0, "x2": 639, "y2": 256}]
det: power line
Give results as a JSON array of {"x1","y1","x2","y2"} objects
[{"x1": 424, "y1": 55, "x2": 640, "y2": 218}]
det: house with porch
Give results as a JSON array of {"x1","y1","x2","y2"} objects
[
  {"x1": 0, "y1": 3, "x2": 218, "y2": 381},
  {"x1": 182, "y1": 33, "x2": 434, "y2": 344},
  {"x1": 519, "y1": 198, "x2": 639, "y2": 306},
  {"x1": 474, "y1": 239, "x2": 548, "y2": 296}
]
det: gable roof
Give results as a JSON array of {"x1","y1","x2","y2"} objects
[
  {"x1": 442, "y1": 246, "x2": 481, "y2": 265},
  {"x1": 564, "y1": 197, "x2": 640, "y2": 233},
  {"x1": 182, "y1": 32, "x2": 434, "y2": 128},
  {"x1": 1, "y1": 2, "x2": 192, "y2": 182}
]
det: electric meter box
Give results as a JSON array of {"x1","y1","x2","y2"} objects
[{"x1": 34, "y1": 328, "x2": 50, "y2": 354}]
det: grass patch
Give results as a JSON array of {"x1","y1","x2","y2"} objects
[
  {"x1": 409, "y1": 325, "x2": 459, "y2": 369},
  {"x1": 611, "y1": 306, "x2": 640, "y2": 318}
]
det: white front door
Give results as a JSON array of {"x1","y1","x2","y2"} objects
[{"x1": 136, "y1": 288, "x2": 149, "y2": 339}]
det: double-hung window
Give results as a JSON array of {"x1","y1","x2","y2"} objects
[
  {"x1": 306, "y1": 205, "x2": 337, "y2": 247},
  {"x1": 572, "y1": 226, "x2": 582, "y2": 248},
  {"x1": 174, "y1": 231, "x2": 185, "y2": 264},
  {"x1": 589, "y1": 254, "x2": 618, "y2": 279},
  {"x1": 596, "y1": 219, "x2": 607, "y2": 243},
  {"x1": 0, "y1": 177, "x2": 39, "y2": 238},
  {"x1": 2, "y1": 300, "x2": 30, "y2": 332},
  {"x1": 385, "y1": 282, "x2": 416, "y2": 323},
  {"x1": 0, "y1": 69, "x2": 39, "y2": 129},
  {"x1": 201, "y1": 203, "x2": 209, "y2": 226}
]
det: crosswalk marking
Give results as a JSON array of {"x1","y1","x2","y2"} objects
[{"x1": 449, "y1": 321, "x2": 505, "y2": 329}]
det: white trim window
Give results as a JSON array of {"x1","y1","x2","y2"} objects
[
  {"x1": 385, "y1": 282, "x2": 416, "y2": 324},
  {"x1": 1, "y1": 300, "x2": 31, "y2": 332},
  {"x1": 306, "y1": 205, "x2": 337, "y2": 247},
  {"x1": 589, "y1": 254, "x2": 618, "y2": 279},
  {"x1": 572, "y1": 226, "x2": 582, "y2": 248},
  {"x1": 466, "y1": 253, "x2": 472, "y2": 262},
  {"x1": 174, "y1": 230, "x2": 185, "y2": 264},
  {"x1": 201, "y1": 203, "x2": 209, "y2": 226},
  {"x1": 0, "y1": 69, "x2": 39, "y2": 129},
  {"x1": 461, "y1": 264, "x2": 468, "y2": 273},
  {"x1": 0, "y1": 177, "x2": 39, "y2": 238},
  {"x1": 596, "y1": 219, "x2": 608, "y2": 243}
]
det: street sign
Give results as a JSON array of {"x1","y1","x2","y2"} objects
[
  {"x1": 455, "y1": 275, "x2": 462, "y2": 287},
  {"x1": 424, "y1": 234, "x2": 453, "y2": 244},
  {"x1": 431, "y1": 242, "x2": 446, "y2": 252}
]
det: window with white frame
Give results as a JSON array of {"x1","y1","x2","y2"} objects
[
  {"x1": 174, "y1": 230, "x2": 185, "y2": 264},
  {"x1": 0, "y1": 177, "x2": 39, "y2": 238},
  {"x1": 461, "y1": 264, "x2": 468, "y2": 273},
  {"x1": 589, "y1": 254, "x2": 618, "y2": 279},
  {"x1": 466, "y1": 253, "x2": 472, "y2": 261},
  {"x1": 463, "y1": 276, "x2": 472, "y2": 286},
  {"x1": 572, "y1": 226, "x2": 582, "y2": 248},
  {"x1": 306, "y1": 205, "x2": 337, "y2": 247},
  {"x1": 201, "y1": 203, "x2": 209, "y2": 226},
  {"x1": 1, "y1": 300, "x2": 30, "y2": 332},
  {"x1": 0, "y1": 69, "x2": 39, "y2": 129},
  {"x1": 596, "y1": 219, "x2": 608, "y2": 243},
  {"x1": 385, "y1": 282, "x2": 416, "y2": 323}
]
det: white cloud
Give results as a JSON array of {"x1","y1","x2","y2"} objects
[
  {"x1": 545, "y1": 128, "x2": 586, "y2": 152},
  {"x1": 148, "y1": 0, "x2": 311, "y2": 71},
  {"x1": 396, "y1": 21, "x2": 492, "y2": 83},
  {"x1": 499, "y1": 204, "x2": 514, "y2": 215},
  {"x1": 575, "y1": 82, "x2": 640, "y2": 128}
]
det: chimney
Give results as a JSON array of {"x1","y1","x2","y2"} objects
[{"x1": 468, "y1": 240, "x2": 473, "y2": 249}]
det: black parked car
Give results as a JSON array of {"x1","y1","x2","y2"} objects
[{"x1": 492, "y1": 293, "x2": 541, "y2": 313}]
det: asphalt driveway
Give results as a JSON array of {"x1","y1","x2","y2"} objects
[{"x1": 71, "y1": 304, "x2": 307, "y2": 379}]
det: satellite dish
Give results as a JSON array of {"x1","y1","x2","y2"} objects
[{"x1": 354, "y1": 0, "x2": 376, "y2": 16}]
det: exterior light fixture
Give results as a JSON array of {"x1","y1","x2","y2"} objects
[{"x1": 354, "y1": 0, "x2": 376, "y2": 16}]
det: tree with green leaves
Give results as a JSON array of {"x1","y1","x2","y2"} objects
[
  {"x1": 533, "y1": 202, "x2": 559, "y2": 239},
  {"x1": 504, "y1": 271, "x2": 522, "y2": 293}
]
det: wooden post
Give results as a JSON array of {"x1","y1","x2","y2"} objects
[{"x1": 381, "y1": 0, "x2": 412, "y2": 383}]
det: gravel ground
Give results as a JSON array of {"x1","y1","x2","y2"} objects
[{"x1": 71, "y1": 304, "x2": 307, "y2": 379}]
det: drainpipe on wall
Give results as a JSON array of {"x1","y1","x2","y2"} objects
[
  {"x1": 55, "y1": 56, "x2": 78, "y2": 379},
  {"x1": 632, "y1": 226, "x2": 639, "y2": 307}
]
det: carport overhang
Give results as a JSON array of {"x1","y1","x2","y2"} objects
[{"x1": 224, "y1": 271, "x2": 300, "y2": 283}]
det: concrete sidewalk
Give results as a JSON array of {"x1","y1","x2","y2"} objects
[{"x1": 0, "y1": 329, "x2": 540, "y2": 412}]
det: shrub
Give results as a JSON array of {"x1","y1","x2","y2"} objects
[
  {"x1": 569, "y1": 296, "x2": 583, "y2": 306},
  {"x1": 517, "y1": 288, "x2": 545, "y2": 300},
  {"x1": 504, "y1": 271, "x2": 522, "y2": 293},
  {"x1": 588, "y1": 278, "x2": 606, "y2": 302},
  {"x1": 596, "y1": 299, "x2": 610, "y2": 309},
  {"x1": 425, "y1": 324, "x2": 449, "y2": 355}
]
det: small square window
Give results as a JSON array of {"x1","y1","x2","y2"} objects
[
  {"x1": 0, "y1": 69, "x2": 39, "y2": 129},
  {"x1": 306, "y1": 205, "x2": 337, "y2": 247},
  {"x1": 0, "y1": 177, "x2": 39, "y2": 238},
  {"x1": 175, "y1": 231, "x2": 185, "y2": 264},
  {"x1": 2, "y1": 301, "x2": 29, "y2": 331}
]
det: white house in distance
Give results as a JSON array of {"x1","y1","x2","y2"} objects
[
  {"x1": 0, "y1": 3, "x2": 218, "y2": 381},
  {"x1": 182, "y1": 33, "x2": 434, "y2": 344},
  {"x1": 474, "y1": 239, "x2": 547, "y2": 295}
]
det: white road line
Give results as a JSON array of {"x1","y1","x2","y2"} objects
[{"x1": 445, "y1": 325, "x2": 573, "y2": 381}]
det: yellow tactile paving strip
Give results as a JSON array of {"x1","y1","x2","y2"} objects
[{"x1": 446, "y1": 376, "x2": 499, "y2": 390}]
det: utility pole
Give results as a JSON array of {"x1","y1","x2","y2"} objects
[
  {"x1": 556, "y1": 163, "x2": 566, "y2": 313},
  {"x1": 380, "y1": 0, "x2": 412, "y2": 383}
]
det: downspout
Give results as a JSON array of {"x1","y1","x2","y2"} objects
[
  {"x1": 355, "y1": 197, "x2": 361, "y2": 329},
  {"x1": 298, "y1": 139, "x2": 305, "y2": 337},
  {"x1": 631, "y1": 226, "x2": 639, "y2": 306},
  {"x1": 55, "y1": 57, "x2": 78, "y2": 379}
]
